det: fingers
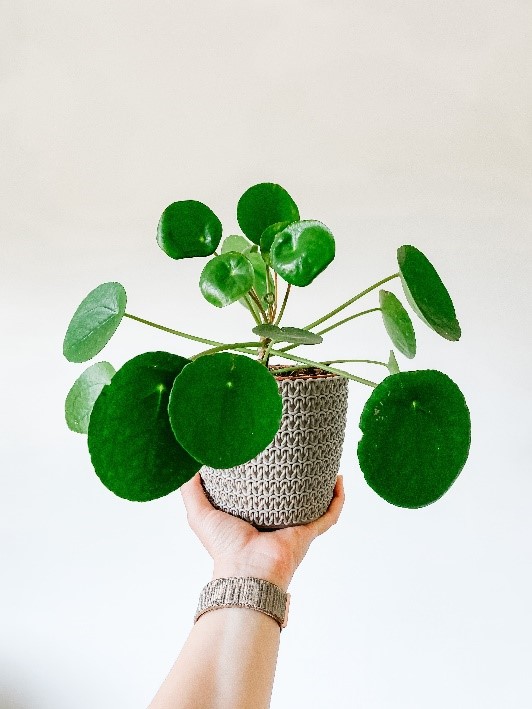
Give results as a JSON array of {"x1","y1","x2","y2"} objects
[
  {"x1": 302, "y1": 475, "x2": 345, "y2": 540},
  {"x1": 180, "y1": 472, "x2": 215, "y2": 526}
]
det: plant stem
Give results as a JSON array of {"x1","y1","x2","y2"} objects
[
  {"x1": 303, "y1": 272, "x2": 400, "y2": 330},
  {"x1": 315, "y1": 307, "x2": 381, "y2": 336},
  {"x1": 322, "y1": 358, "x2": 388, "y2": 367},
  {"x1": 268, "y1": 349, "x2": 378, "y2": 387},
  {"x1": 276, "y1": 307, "x2": 380, "y2": 354},
  {"x1": 274, "y1": 284, "x2": 291, "y2": 325},
  {"x1": 261, "y1": 339, "x2": 275, "y2": 366},
  {"x1": 248, "y1": 289, "x2": 269, "y2": 322},
  {"x1": 242, "y1": 294, "x2": 262, "y2": 326},
  {"x1": 124, "y1": 313, "x2": 222, "y2": 347},
  {"x1": 192, "y1": 341, "x2": 262, "y2": 359},
  {"x1": 265, "y1": 265, "x2": 274, "y2": 322},
  {"x1": 273, "y1": 272, "x2": 278, "y2": 320}
]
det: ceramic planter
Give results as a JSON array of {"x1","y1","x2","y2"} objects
[{"x1": 200, "y1": 367, "x2": 349, "y2": 529}]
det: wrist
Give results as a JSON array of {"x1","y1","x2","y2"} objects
[{"x1": 212, "y1": 559, "x2": 292, "y2": 593}]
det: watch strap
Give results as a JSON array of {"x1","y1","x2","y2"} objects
[{"x1": 194, "y1": 577, "x2": 290, "y2": 630}]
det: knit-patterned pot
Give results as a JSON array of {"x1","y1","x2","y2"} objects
[{"x1": 200, "y1": 367, "x2": 349, "y2": 529}]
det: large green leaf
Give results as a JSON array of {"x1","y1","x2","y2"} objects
[
  {"x1": 199, "y1": 252, "x2": 255, "y2": 307},
  {"x1": 397, "y1": 245, "x2": 461, "y2": 341},
  {"x1": 168, "y1": 353, "x2": 282, "y2": 468},
  {"x1": 358, "y1": 370, "x2": 471, "y2": 508},
  {"x1": 63, "y1": 282, "x2": 127, "y2": 363},
  {"x1": 88, "y1": 352, "x2": 201, "y2": 501},
  {"x1": 237, "y1": 183, "x2": 300, "y2": 244},
  {"x1": 252, "y1": 323, "x2": 323, "y2": 345},
  {"x1": 270, "y1": 220, "x2": 335, "y2": 287},
  {"x1": 379, "y1": 290, "x2": 416, "y2": 359},
  {"x1": 157, "y1": 200, "x2": 222, "y2": 260},
  {"x1": 65, "y1": 361, "x2": 116, "y2": 434}
]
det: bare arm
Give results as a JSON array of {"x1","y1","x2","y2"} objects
[{"x1": 148, "y1": 473, "x2": 345, "y2": 709}]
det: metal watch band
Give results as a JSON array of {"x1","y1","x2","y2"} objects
[{"x1": 194, "y1": 577, "x2": 290, "y2": 630}]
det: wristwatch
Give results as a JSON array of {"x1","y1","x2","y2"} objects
[{"x1": 194, "y1": 577, "x2": 290, "y2": 630}]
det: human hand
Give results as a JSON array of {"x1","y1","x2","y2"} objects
[{"x1": 180, "y1": 473, "x2": 345, "y2": 592}]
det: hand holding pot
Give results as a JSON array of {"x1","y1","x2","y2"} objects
[{"x1": 181, "y1": 472, "x2": 345, "y2": 592}]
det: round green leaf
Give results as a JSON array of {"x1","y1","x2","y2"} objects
[
  {"x1": 65, "y1": 361, "x2": 116, "y2": 434},
  {"x1": 270, "y1": 220, "x2": 335, "y2": 287},
  {"x1": 168, "y1": 353, "x2": 283, "y2": 468},
  {"x1": 221, "y1": 234, "x2": 254, "y2": 254},
  {"x1": 157, "y1": 200, "x2": 222, "y2": 260},
  {"x1": 260, "y1": 221, "x2": 292, "y2": 263},
  {"x1": 379, "y1": 290, "x2": 416, "y2": 359},
  {"x1": 397, "y1": 245, "x2": 461, "y2": 341},
  {"x1": 237, "y1": 183, "x2": 300, "y2": 244},
  {"x1": 199, "y1": 252, "x2": 255, "y2": 308},
  {"x1": 63, "y1": 282, "x2": 127, "y2": 363},
  {"x1": 358, "y1": 370, "x2": 471, "y2": 508},
  {"x1": 88, "y1": 352, "x2": 201, "y2": 501}
]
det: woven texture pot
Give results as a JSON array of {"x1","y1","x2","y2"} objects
[{"x1": 200, "y1": 368, "x2": 349, "y2": 529}]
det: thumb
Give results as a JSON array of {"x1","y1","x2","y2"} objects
[{"x1": 180, "y1": 472, "x2": 215, "y2": 525}]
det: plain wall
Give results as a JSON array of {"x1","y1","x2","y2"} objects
[{"x1": 1, "y1": 1, "x2": 531, "y2": 707}]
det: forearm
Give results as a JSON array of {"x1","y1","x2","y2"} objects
[{"x1": 149, "y1": 604, "x2": 281, "y2": 709}]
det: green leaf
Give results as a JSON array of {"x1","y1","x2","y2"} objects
[
  {"x1": 157, "y1": 200, "x2": 222, "y2": 260},
  {"x1": 379, "y1": 290, "x2": 416, "y2": 359},
  {"x1": 237, "y1": 183, "x2": 300, "y2": 244},
  {"x1": 397, "y1": 245, "x2": 461, "y2": 341},
  {"x1": 260, "y1": 221, "x2": 292, "y2": 263},
  {"x1": 270, "y1": 220, "x2": 335, "y2": 287},
  {"x1": 88, "y1": 352, "x2": 201, "y2": 501},
  {"x1": 168, "y1": 353, "x2": 283, "y2": 468},
  {"x1": 221, "y1": 234, "x2": 254, "y2": 254},
  {"x1": 63, "y1": 282, "x2": 127, "y2": 363},
  {"x1": 65, "y1": 362, "x2": 115, "y2": 434},
  {"x1": 358, "y1": 370, "x2": 471, "y2": 508},
  {"x1": 280, "y1": 327, "x2": 323, "y2": 345},
  {"x1": 244, "y1": 250, "x2": 270, "y2": 304},
  {"x1": 387, "y1": 350, "x2": 400, "y2": 375},
  {"x1": 252, "y1": 324, "x2": 323, "y2": 345},
  {"x1": 199, "y1": 252, "x2": 255, "y2": 308},
  {"x1": 220, "y1": 235, "x2": 272, "y2": 308},
  {"x1": 252, "y1": 323, "x2": 283, "y2": 340}
]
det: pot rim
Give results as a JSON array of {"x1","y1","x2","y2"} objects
[{"x1": 268, "y1": 364, "x2": 344, "y2": 382}]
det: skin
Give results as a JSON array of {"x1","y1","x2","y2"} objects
[{"x1": 148, "y1": 472, "x2": 345, "y2": 709}]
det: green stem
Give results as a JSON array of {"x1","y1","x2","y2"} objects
[
  {"x1": 192, "y1": 341, "x2": 262, "y2": 359},
  {"x1": 124, "y1": 313, "x2": 222, "y2": 347},
  {"x1": 315, "y1": 307, "x2": 381, "y2": 336},
  {"x1": 261, "y1": 339, "x2": 275, "y2": 366},
  {"x1": 248, "y1": 289, "x2": 269, "y2": 323},
  {"x1": 277, "y1": 307, "x2": 381, "y2": 354},
  {"x1": 274, "y1": 284, "x2": 291, "y2": 325},
  {"x1": 242, "y1": 294, "x2": 262, "y2": 326},
  {"x1": 268, "y1": 349, "x2": 378, "y2": 387},
  {"x1": 304, "y1": 272, "x2": 400, "y2": 330},
  {"x1": 322, "y1": 358, "x2": 388, "y2": 367}
]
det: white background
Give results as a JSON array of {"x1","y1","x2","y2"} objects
[{"x1": 2, "y1": 1, "x2": 531, "y2": 707}]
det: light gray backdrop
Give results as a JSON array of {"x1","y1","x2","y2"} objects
[{"x1": 2, "y1": 1, "x2": 531, "y2": 707}]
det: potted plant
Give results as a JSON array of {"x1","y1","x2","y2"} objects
[{"x1": 63, "y1": 182, "x2": 471, "y2": 528}]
